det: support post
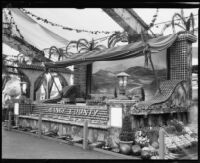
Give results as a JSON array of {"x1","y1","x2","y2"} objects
[
  {"x1": 8, "y1": 111, "x2": 12, "y2": 131},
  {"x1": 15, "y1": 115, "x2": 19, "y2": 127},
  {"x1": 83, "y1": 120, "x2": 88, "y2": 150},
  {"x1": 158, "y1": 115, "x2": 163, "y2": 126},
  {"x1": 38, "y1": 113, "x2": 42, "y2": 137},
  {"x1": 159, "y1": 128, "x2": 165, "y2": 159}
]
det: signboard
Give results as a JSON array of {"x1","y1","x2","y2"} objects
[
  {"x1": 14, "y1": 103, "x2": 19, "y2": 115},
  {"x1": 32, "y1": 104, "x2": 109, "y2": 124},
  {"x1": 110, "y1": 107, "x2": 122, "y2": 128}
]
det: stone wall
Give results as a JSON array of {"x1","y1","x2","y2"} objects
[{"x1": 18, "y1": 117, "x2": 112, "y2": 144}]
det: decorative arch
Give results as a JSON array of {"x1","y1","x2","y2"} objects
[
  {"x1": 56, "y1": 72, "x2": 68, "y2": 88},
  {"x1": 48, "y1": 72, "x2": 68, "y2": 98},
  {"x1": 33, "y1": 71, "x2": 46, "y2": 100},
  {"x1": 33, "y1": 71, "x2": 69, "y2": 101}
]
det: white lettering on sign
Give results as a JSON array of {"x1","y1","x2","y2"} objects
[{"x1": 47, "y1": 107, "x2": 99, "y2": 117}]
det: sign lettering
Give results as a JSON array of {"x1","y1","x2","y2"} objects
[{"x1": 47, "y1": 107, "x2": 100, "y2": 117}]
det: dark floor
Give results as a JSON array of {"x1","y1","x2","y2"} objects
[{"x1": 2, "y1": 127, "x2": 122, "y2": 159}]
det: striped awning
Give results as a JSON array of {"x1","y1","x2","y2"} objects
[{"x1": 45, "y1": 34, "x2": 178, "y2": 68}]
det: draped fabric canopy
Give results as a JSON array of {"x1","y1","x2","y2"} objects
[
  {"x1": 45, "y1": 34, "x2": 178, "y2": 68},
  {"x1": 9, "y1": 9, "x2": 69, "y2": 50}
]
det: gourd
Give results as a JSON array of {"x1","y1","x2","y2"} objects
[
  {"x1": 141, "y1": 150, "x2": 151, "y2": 159},
  {"x1": 132, "y1": 144, "x2": 141, "y2": 156},
  {"x1": 151, "y1": 141, "x2": 159, "y2": 149}
]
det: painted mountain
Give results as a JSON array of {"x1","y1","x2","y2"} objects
[{"x1": 92, "y1": 66, "x2": 167, "y2": 100}]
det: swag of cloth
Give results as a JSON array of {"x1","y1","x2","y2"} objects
[{"x1": 44, "y1": 34, "x2": 178, "y2": 68}]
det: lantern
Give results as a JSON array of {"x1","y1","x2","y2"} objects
[
  {"x1": 20, "y1": 81, "x2": 27, "y2": 95},
  {"x1": 116, "y1": 72, "x2": 130, "y2": 95}
]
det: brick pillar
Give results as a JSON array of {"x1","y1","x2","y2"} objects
[
  {"x1": 168, "y1": 32, "x2": 197, "y2": 101},
  {"x1": 74, "y1": 64, "x2": 87, "y2": 95}
]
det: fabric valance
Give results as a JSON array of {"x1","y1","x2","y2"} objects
[{"x1": 45, "y1": 34, "x2": 178, "y2": 68}]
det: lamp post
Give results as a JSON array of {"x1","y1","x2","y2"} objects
[{"x1": 116, "y1": 72, "x2": 130, "y2": 95}]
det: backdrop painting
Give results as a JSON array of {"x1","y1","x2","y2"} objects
[{"x1": 91, "y1": 50, "x2": 167, "y2": 101}]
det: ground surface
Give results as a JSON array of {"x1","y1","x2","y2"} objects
[{"x1": 2, "y1": 127, "x2": 122, "y2": 159}]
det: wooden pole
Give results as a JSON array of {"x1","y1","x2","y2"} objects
[
  {"x1": 15, "y1": 115, "x2": 19, "y2": 127},
  {"x1": 158, "y1": 115, "x2": 163, "y2": 126},
  {"x1": 159, "y1": 128, "x2": 165, "y2": 159},
  {"x1": 83, "y1": 120, "x2": 88, "y2": 150},
  {"x1": 8, "y1": 111, "x2": 12, "y2": 131},
  {"x1": 38, "y1": 113, "x2": 42, "y2": 137}
]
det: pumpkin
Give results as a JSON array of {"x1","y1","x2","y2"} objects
[
  {"x1": 151, "y1": 141, "x2": 159, "y2": 149},
  {"x1": 119, "y1": 143, "x2": 132, "y2": 155},
  {"x1": 141, "y1": 150, "x2": 151, "y2": 159},
  {"x1": 132, "y1": 144, "x2": 141, "y2": 156}
]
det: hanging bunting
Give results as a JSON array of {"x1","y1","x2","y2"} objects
[{"x1": 20, "y1": 8, "x2": 120, "y2": 35}]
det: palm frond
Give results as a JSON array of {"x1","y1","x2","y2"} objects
[
  {"x1": 77, "y1": 39, "x2": 89, "y2": 47},
  {"x1": 77, "y1": 42, "x2": 89, "y2": 51},
  {"x1": 161, "y1": 22, "x2": 185, "y2": 34},
  {"x1": 94, "y1": 45, "x2": 107, "y2": 50},
  {"x1": 186, "y1": 13, "x2": 195, "y2": 32},
  {"x1": 171, "y1": 13, "x2": 187, "y2": 33},
  {"x1": 108, "y1": 33, "x2": 120, "y2": 48},
  {"x1": 66, "y1": 41, "x2": 78, "y2": 50},
  {"x1": 78, "y1": 48, "x2": 89, "y2": 53}
]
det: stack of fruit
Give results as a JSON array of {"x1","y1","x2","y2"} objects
[
  {"x1": 135, "y1": 131, "x2": 150, "y2": 147},
  {"x1": 165, "y1": 136, "x2": 177, "y2": 151},
  {"x1": 185, "y1": 134, "x2": 198, "y2": 145},
  {"x1": 178, "y1": 135, "x2": 192, "y2": 148}
]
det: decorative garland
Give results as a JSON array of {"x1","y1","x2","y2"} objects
[
  {"x1": 20, "y1": 8, "x2": 120, "y2": 35},
  {"x1": 148, "y1": 8, "x2": 159, "y2": 30}
]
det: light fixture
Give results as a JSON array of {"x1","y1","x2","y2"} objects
[
  {"x1": 116, "y1": 72, "x2": 130, "y2": 95},
  {"x1": 20, "y1": 81, "x2": 27, "y2": 95}
]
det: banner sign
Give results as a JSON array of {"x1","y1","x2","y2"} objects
[{"x1": 32, "y1": 104, "x2": 109, "y2": 124}]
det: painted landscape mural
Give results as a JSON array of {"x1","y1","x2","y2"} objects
[{"x1": 91, "y1": 50, "x2": 168, "y2": 101}]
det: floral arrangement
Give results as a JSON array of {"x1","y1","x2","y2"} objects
[{"x1": 135, "y1": 130, "x2": 150, "y2": 147}]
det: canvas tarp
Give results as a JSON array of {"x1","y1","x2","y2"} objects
[
  {"x1": 44, "y1": 33, "x2": 178, "y2": 68},
  {"x1": 9, "y1": 8, "x2": 69, "y2": 50}
]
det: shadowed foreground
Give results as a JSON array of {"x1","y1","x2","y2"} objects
[{"x1": 2, "y1": 127, "x2": 121, "y2": 159}]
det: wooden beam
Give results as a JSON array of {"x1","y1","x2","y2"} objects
[
  {"x1": 103, "y1": 8, "x2": 148, "y2": 35},
  {"x1": 3, "y1": 32, "x2": 51, "y2": 63}
]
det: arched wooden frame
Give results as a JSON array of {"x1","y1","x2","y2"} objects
[
  {"x1": 34, "y1": 71, "x2": 69, "y2": 100},
  {"x1": 18, "y1": 69, "x2": 31, "y2": 98}
]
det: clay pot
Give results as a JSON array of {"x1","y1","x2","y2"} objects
[{"x1": 119, "y1": 140, "x2": 133, "y2": 155}]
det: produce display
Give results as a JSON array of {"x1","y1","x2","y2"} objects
[
  {"x1": 135, "y1": 130, "x2": 150, "y2": 147},
  {"x1": 164, "y1": 124, "x2": 198, "y2": 152},
  {"x1": 132, "y1": 122, "x2": 198, "y2": 160}
]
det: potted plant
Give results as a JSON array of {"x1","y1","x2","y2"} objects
[{"x1": 119, "y1": 115, "x2": 134, "y2": 155}]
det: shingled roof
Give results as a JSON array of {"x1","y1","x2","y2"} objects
[{"x1": 130, "y1": 80, "x2": 188, "y2": 115}]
